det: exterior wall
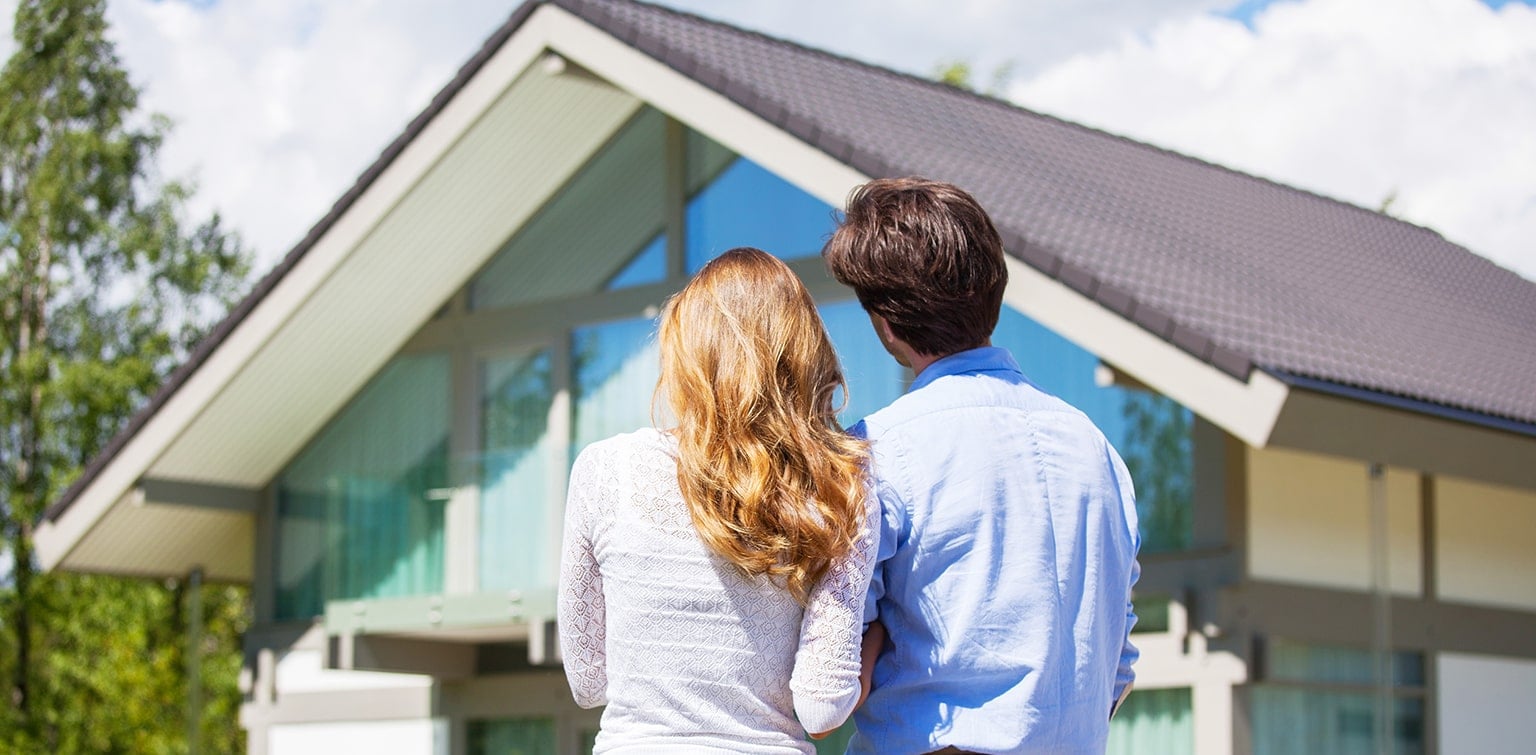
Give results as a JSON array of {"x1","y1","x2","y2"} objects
[
  {"x1": 1246, "y1": 446, "x2": 1420, "y2": 595},
  {"x1": 1435, "y1": 476, "x2": 1536, "y2": 612},
  {"x1": 269, "y1": 719, "x2": 446, "y2": 755},
  {"x1": 242, "y1": 625, "x2": 442, "y2": 755},
  {"x1": 1437, "y1": 652, "x2": 1536, "y2": 754}
]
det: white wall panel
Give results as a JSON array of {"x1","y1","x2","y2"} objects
[
  {"x1": 1247, "y1": 447, "x2": 1420, "y2": 594},
  {"x1": 1437, "y1": 477, "x2": 1536, "y2": 611},
  {"x1": 1439, "y1": 652, "x2": 1536, "y2": 755},
  {"x1": 269, "y1": 718, "x2": 445, "y2": 755}
]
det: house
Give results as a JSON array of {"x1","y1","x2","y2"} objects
[{"x1": 34, "y1": 0, "x2": 1536, "y2": 752}]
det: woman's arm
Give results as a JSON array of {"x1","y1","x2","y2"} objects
[
  {"x1": 792, "y1": 492, "x2": 882, "y2": 738},
  {"x1": 558, "y1": 446, "x2": 610, "y2": 708}
]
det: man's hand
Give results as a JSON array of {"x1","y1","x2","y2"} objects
[{"x1": 858, "y1": 621, "x2": 886, "y2": 709}]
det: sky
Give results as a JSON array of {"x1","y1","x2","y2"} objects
[{"x1": 0, "y1": 0, "x2": 1532, "y2": 281}]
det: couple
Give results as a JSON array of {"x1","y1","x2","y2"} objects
[{"x1": 558, "y1": 178, "x2": 1140, "y2": 755}]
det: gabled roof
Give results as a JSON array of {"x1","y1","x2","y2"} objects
[
  {"x1": 549, "y1": 0, "x2": 1536, "y2": 431},
  {"x1": 41, "y1": 0, "x2": 1536, "y2": 538}
]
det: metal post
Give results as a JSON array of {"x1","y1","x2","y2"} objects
[
  {"x1": 186, "y1": 567, "x2": 204, "y2": 755},
  {"x1": 1368, "y1": 465, "x2": 1391, "y2": 755}
]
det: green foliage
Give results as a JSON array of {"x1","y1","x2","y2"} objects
[
  {"x1": 1120, "y1": 392, "x2": 1193, "y2": 552},
  {"x1": 931, "y1": 58, "x2": 1017, "y2": 97},
  {"x1": 0, "y1": 0, "x2": 251, "y2": 751}
]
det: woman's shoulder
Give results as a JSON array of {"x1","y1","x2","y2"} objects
[{"x1": 573, "y1": 427, "x2": 674, "y2": 469}]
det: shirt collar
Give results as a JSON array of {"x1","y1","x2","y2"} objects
[{"x1": 908, "y1": 346, "x2": 1022, "y2": 394}]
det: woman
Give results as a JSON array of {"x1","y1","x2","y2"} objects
[{"x1": 558, "y1": 248, "x2": 877, "y2": 753}]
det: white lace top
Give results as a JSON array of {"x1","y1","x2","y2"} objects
[{"x1": 558, "y1": 428, "x2": 877, "y2": 754}]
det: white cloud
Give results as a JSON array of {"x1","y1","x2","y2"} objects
[
  {"x1": 103, "y1": 0, "x2": 513, "y2": 270},
  {"x1": 90, "y1": 0, "x2": 1241, "y2": 272},
  {"x1": 1014, "y1": 0, "x2": 1536, "y2": 279},
  {"x1": 5, "y1": 0, "x2": 1531, "y2": 281}
]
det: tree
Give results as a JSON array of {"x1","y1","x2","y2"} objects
[
  {"x1": 0, "y1": 0, "x2": 250, "y2": 751},
  {"x1": 931, "y1": 58, "x2": 1016, "y2": 97}
]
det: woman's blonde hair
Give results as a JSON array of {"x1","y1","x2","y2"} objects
[{"x1": 657, "y1": 248, "x2": 868, "y2": 604}]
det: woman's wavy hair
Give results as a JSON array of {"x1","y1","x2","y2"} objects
[{"x1": 655, "y1": 247, "x2": 868, "y2": 604}]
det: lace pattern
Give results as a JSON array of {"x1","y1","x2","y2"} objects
[{"x1": 558, "y1": 428, "x2": 877, "y2": 752}]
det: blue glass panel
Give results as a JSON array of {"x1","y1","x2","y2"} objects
[
  {"x1": 572, "y1": 315, "x2": 661, "y2": 455},
  {"x1": 605, "y1": 233, "x2": 667, "y2": 290},
  {"x1": 276, "y1": 354, "x2": 449, "y2": 619},
  {"x1": 1108, "y1": 687, "x2": 1193, "y2": 755},
  {"x1": 819, "y1": 300, "x2": 907, "y2": 427},
  {"x1": 685, "y1": 155, "x2": 836, "y2": 274},
  {"x1": 480, "y1": 350, "x2": 556, "y2": 592},
  {"x1": 992, "y1": 307, "x2": 1193, "y2": 551}
]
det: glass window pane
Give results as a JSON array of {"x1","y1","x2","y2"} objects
[
  {"x1": 573, "y1": 315, "x2": 661, "y2": 454},
  {"x1": 1267, "y1": 639, "x2": 1424, "y2": 688},
  {"x1": 467, "y1": 718, "x2": 557, "y2": 755},
  {"x1": 685, "y1": 130, "x2": 835, "y2": 273},
  {"x1": 819, "y1": 300, "x2": 906, "y2": 427},
  {"x1": 1132, "y1": 594, "x2": 1172, "y2": 634},
  {"x1": 605, "y1": 233, "x2": 667, "y2": 290},
  {"x1": 472, "y1": 108, "x2": 668, "y2": 309},
  {"x1": 1108, "y1": 687, "x2": 1193, "y2": 755},
  {"x1": 480, "y1": 349, "x2": 556, "y2": 592},
  {"x1": 992, "y1": 307, "x2": 1193, "y2": 552},
  {"x1": 1252, "y1": 688, "x2": 1423, "y2": 755},
  {"x1": 276, "y1": 354, "x2": 449, "y2": 619}
]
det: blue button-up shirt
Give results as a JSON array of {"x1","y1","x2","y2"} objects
[{"x1": 849, "y1": 347, "x2": 1140, "y2": 755}]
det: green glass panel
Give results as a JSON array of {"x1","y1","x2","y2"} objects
[
  {"x1": 276, "y1": 354, "x2": 449, "y2": 619},
  {"x1": 1107, "y1": 687, "x2": 1193, "y2": 755},
  {"x1": 1267, "y1": 639, "x2": 1424, "y2": 687},
  {"x1": 1132, "y1": 595, "x2": 1171, "y2": 634},
  {"x1": 1252, "y1": 687, "x2": 1423, "y2": 755},
  {"x1": 572, "y1": 315, "x2": 660, "y2": 454},
  {"x1": 480, "y1": 349, "x2": 556, "y2": 592},
  {"x1": 467, "y1": 717, "x2": 557, "y2": 755}
]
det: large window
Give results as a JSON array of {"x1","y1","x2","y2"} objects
[
  {"x1": 992, "y1": 308, "x2": 1193, "y2": 552},
  {"x1": 1250, "y1": 639, "x2": 1425, "y2": 755},
  {"x1": 275, "y1": 354, "x2": 450, "y2": 620},
  {"x1": 479, "y1": 349, "x2": 557, "y2": 592},
  {"x1": 572, "y1": 315, "x2": 662, "y2": 455},
  {"x1": 685, "y1": 129, "x2": 833, "y2": 273}
]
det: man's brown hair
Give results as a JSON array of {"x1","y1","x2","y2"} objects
[{"x1": 822, "y1": 177, "x2": 1008, "y2": 357}]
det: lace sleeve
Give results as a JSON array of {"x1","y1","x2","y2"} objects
[
  {"x1": 558, "y1": 444, "x2": 611, "y2": 708},
  {"x1": 789, "y1": 486, "x2": 881, "y2": 734}
]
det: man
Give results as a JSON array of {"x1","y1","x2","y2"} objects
[{"x1": 823, "y1": 177, "x2": 1140, "y2": 754}]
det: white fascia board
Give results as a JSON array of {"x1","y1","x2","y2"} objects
[
  {"x1": 542, "y1": 8, "x2": 868, "y2": 211},
  {"x1": 34, "y1": 7, "x2": 569, "y2": 571},
  {"x1": 544, "y1": 6, "x2": 1285, "y2": 449},
  {"x1": 1003, "y1": 257, "x2": 1288, "y2": 447}
]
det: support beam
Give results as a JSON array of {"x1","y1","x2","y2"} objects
[{"x1": 138, "y1": 478, "x2": 261, "y2": 514}]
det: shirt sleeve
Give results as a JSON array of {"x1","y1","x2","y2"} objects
[
  {"x1": 1109, "y1": 444, "x2": 1141, "y2": 704},
  {"x1": 849, "y1": 420, "x2": 903, "y2": 626},
  {"x1": 558, "y1": 444, "x2": 610, "y2": 709},
  {"x1": 790, "y1": 487, "x2": 882, "y2": 734}
]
